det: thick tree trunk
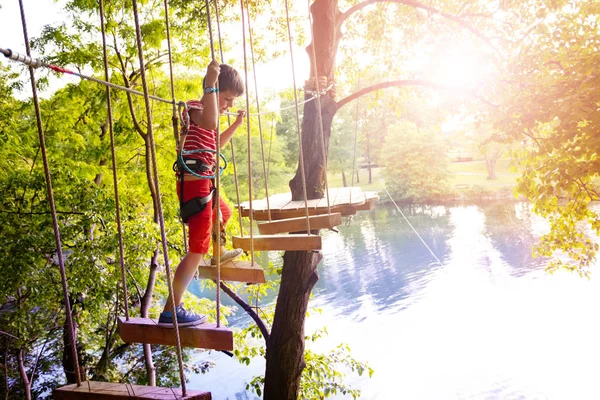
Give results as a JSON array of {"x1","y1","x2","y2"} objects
[
  {"x1": 62, "y1": 305, "x2": 85, "y2": 384},
  {"x1": 342, "y1": 170, "x2": 347, "y2": 187},
  {"x1": 264, "y1": 251, "x2": 322, "y2": 399},
  {"x1": 263, "y1": 0, "x2": 339, "y2": 398}
]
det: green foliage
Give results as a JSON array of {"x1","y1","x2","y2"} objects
[
  {"x1": 496, "y1": 0, "x2": 600, "y2": 275},
  {"x1": 235, "y1": 310, "x2": 373, "y2": 400},
  {"x1": 382, "y1": 120, "x2": 451, "y2": 202}
]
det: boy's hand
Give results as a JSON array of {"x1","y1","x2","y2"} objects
[
  {"x1": 233, "y1": 110, "x2": 246, "y2": 126},
  {"x1": 205, "y1": 60, "x2": 220, "y2": 87}
]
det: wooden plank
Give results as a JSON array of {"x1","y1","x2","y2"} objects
[
  {"x1": 232, "y1": 234, "x2": 322, "y2": 251},
  {"x1": 333, "y1": 187, "x2": 364, "y2": 207},
  {"x1": 315, "y1": 187, "x2": 340, "y2": 210},
  {"x1": 54, "y1": 381, "x2": 211, "y2": 399},
  {"x1": 117, "y1": 317, "x2": 233, "y2": 351},
  {"x1": 257, "y1": 213, "x2": 342, "y2": 235},
  {"x1": 354, "y1": 191, "x2": 379, "y2": 211},
  {"x1": 196, "y1": 259, "x2": 265, "y2": 283},
  {"x1": 239, "y1": 193, "x2": 292, "y2": 213}
]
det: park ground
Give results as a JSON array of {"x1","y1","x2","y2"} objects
[{"x1": 326, "y1": 159, "x2": 519, "y2": 203}]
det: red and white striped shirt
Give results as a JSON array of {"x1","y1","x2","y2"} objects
[{"x1": 180, "y1": 100, "x2": 216, "y2": 177}]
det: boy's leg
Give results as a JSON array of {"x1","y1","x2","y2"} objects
[
  {"x1": 163, "y1": 251, "x2": 204, "y2": 313},
  {"x1": 160, "y1": 188, "x2": 212, "y2": 326},
  {"x1": 211, "y1": 198, "x2": 242, "y2": 264}
]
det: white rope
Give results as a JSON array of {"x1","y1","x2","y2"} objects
[
  {"x1": 1, "y1": 47, "x2": 333, "y2": 118},
  {"x1": 383, "y1": 186, "x2": 444, "y2": 266}
]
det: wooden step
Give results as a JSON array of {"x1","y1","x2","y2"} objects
[
  {"x1": 232, "y1": 234, "x2": 322, "y2": 251},
  {"x1": 239, "y1": 187, "x2": 371, "y2": 221},
  {"x1": 117, "y1": 317, "x2": 233, "y2": 351},
  {"x1": 257, "y1": 213, "x2": 342, "y2": 235},
  {"x1": 197, "y1": 259, "x2": 265, "y2": 283},
  {"x1": 54, "y1": 381, "x2": 211, "y2": 399},
  {"x1": 355, "y1": 191, "x2": 379, "y2": 211}
]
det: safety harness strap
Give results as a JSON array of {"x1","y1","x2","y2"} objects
[{"x1": 180, "y1": 189, "x2": 214, "y2": 223}]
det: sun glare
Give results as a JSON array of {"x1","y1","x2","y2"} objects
[{"x1": 425, "y1": 43, "x2": 487, "y2": 91}]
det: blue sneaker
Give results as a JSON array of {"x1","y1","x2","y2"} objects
[{"x1": 158, "y1": 304, "x2": 206, "y2": 327}]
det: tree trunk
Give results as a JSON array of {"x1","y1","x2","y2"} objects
[
  {"x1": 18, "y1": 349, "x2": 31, "y2": 400},
  {"x1": 485, "y1": 154, "x2": 497, "y2": 180},
  {"x1": 341, "y1": 170, "x2": 347, "y2": 187},
  {"x1": 366, "y1": 135, "x2": 372, "y2": 184},
  {"x1": 264, "y1": 0, "x2": 340, "y2": 398},
  {"x1": 264, "y1": 252, "x2": 322, "y2": 399},
  {"x1": 356, "y1": 168, "x2": 360, "y2": 184},
  {"x1": 62, "y1": 304, "x2": 84, "y2": 384},
  {"x1": 140, "y1": 247, "x2": 160, "y2": 386}
]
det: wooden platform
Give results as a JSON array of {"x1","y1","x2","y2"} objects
[
  {"x1": 117, "y1": 317, "x2": 233, "y2": 351},
  {"x1": 257, "y1": 213, "x2": 342, "y2": 235},
  {"x1": 232, "y1": 234, "x2": 322, "y2": 251},
  {"x1": 239, "y1": 187, "x2": 377, "y2": 221},
  {"x1": 54, "y1": 381, "x2": 211, "y2": 399},
  {"x1": 196, "y1": 258, "x2": 265, "y2": 283}
]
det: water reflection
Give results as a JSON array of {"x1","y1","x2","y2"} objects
[{"x1": 190, "y1": 202, "x2": 600, "y2": 400}]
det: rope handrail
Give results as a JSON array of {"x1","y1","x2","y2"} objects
[
  {"x1": 99, "y1": 0, "x2": 129, "y2": 321},
  {"x1": 0, "y1": 46, "x2": 332, "y2": 118},
  {"x1": 130, "y1": 0, "x2": 187, "y2": 394},
  {"x1": 17, "y1": 0, "x2": 82, "y2": 386},
  {"x1": 241, "y1": 0, "x2": 256, "y2": 262},
  {"x1": 306, "y1": 0, "x2": 331, "y2": 214},
  {"x1": 245, "y1": 0, "x2": 272, "y2": 221},
  {"x1": 214, "y1": 0, "x2": 245, "y2": 237},
  {"x1": 204, "y1": 0, "x2": 223, "y2": 329},
  {"x1": 284, "y1": 0, "x2": 312, "y2": 232}
]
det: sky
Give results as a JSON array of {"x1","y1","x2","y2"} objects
[{"x1": 0, "y1": 0, "x2": 310, "y2": 103}]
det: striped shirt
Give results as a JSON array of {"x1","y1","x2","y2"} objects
[{"x1": 180, "y1": 100, "x2": 216, "y2": 176}]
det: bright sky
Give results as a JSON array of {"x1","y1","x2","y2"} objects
[
  {"x1": 0, "y1": 0, "x2": 310, "y2": 102},
  {"x1": 1, "y1": 0, "x2": 491, "y2": 119}
]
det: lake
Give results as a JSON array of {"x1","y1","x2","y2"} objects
[{"x1": 189, "y1": 202, "x2": 600, "y2": 399}]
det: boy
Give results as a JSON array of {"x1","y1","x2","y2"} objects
[{"x1": 159, "y1": 61, "x2": 245, "y2": 327}]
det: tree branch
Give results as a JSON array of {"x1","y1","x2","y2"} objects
[
  {"x1": 219, "y1": 282, "x2": 270, "y2": 342},
  {"x1": 112, "y1": 33, "x2": 146, "y2": 139},
  {"x1": 339, "y1": 0, "x2": 501, "y2": 58},
  {"x1": 335, "y1": 79, "x2": 498, "y2": 110}
]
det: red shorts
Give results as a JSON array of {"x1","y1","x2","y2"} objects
[{"x1": 177, "y1": 178, "x2": 232, "y2": 254}]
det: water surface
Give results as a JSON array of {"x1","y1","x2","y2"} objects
[{"x1": 190, "y1": 202, "x2": 600, "y2": 399}]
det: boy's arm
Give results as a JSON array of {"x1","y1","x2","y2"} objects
[
  {"x1": 220, "y1": 110, "x2": 246, "y2": 148},
  {"x1": 190, "y1": 61, "x2": 220, "y2": 131}
]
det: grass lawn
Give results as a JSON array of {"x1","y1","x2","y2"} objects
[
  {"x1": 325, "y1": 159, "x2": 519, "y2": 197},
  {"x1": 448, "y1": 159, "x2": 519, "y2": 189},
  {"x1": 326, "y1": 167, "x2": 385, "y2": 194}
]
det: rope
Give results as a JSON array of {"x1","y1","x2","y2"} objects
[
  {"x1": 162, "y1": 0, "x2": 190, "y2": 275},
  {"x1": 99, "y1": 0, "x2": 129, "y2": 321},
  {"x1": 350, "y1": 71, "x2": 360, "y2": 205},
  {"x1": 240, "y1": 0, "x2": 256, "y2": 262},
  {"x1": 306, "y1": 0, "x2": 331, "y2": 214},
  {"x1": 245, "y1": 0, "x2": 272, "y2": 221},
  {"x1": 214, "y1": 0, "x2": 245, "y2": 237},
  {"x1": 0, "y1": 46, "x2": 332, "y2": 118},
  {"x1": 284, "y1": 0, "x2": 312, "y2": 232},
  {"x1": 17, "y1": 0, "x2": 82, "y2": 386},
  {"x1": 266, "y1": 114, "x2": 275, "y2": 186},
  {"x1": 383, "y1": 187, "x2": 444, "y2": 266},
  {"x1": 130, "y1": 0, "x2": 187, "y2": 394},
  {"x1": 205, "y1": 0, "x2": 223, "y2": 328}
]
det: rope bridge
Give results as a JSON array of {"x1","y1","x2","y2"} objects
[{"x1": 4, "y1": 0, "x2": 374, "y2": 398}]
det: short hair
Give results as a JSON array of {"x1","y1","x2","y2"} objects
[{"x1": 218, "y1": 64, "x2": 244, "y2": 96}]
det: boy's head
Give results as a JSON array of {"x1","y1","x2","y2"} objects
[{"x1": 216, "y1": 64, "x2": 244, "y2": 114}]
